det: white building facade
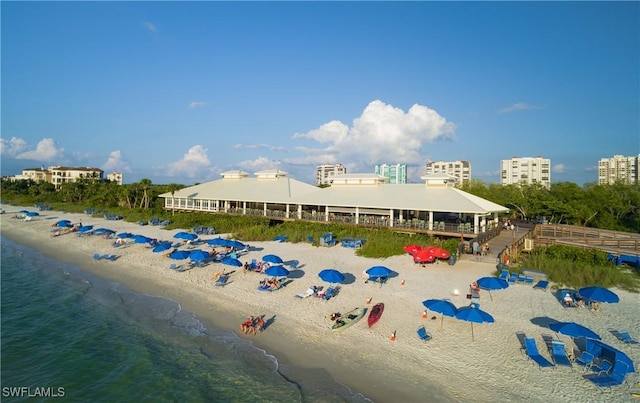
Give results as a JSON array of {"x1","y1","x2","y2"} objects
[
  {"x1": 316, "y1": 163, "x2": 347, "y2": 185},
  {"x1": 425, "y1": 160, "x2": 471, "y2": 184},
  {"x1": 374, "y1": 164, "x2": 407, "y2": 184},
  {"x1": 500, "y1": 156, "x2": 551, "y2": 188},
  {"x1": 598, "y1": 155, "x2": 639, "y2": 185}
]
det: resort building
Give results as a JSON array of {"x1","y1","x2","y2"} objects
[
  {"x1": 107, "y1": 172, "x2": 124, "y2": 185},
  {"x1": 425, "y1": 160, "x2": 471, "y2": 184},
  {"x1": 316, "y1": 163, "x2": 347, "y2": 185},
  {"x1": 374, "y1": 164, "x2": 407, "y2": 184},
  {"x1": 11, "y1": 166, "x2": 104, "y2": 189},
  {"x1": 598, "y1": 154, "x2": 639, "y2": 185},
  {"x1": 500, "y1": 156, "x2": 551, "y2": 188},
  {"x1": 159, "y1": 170, "x2": 509, "y2": 237}
]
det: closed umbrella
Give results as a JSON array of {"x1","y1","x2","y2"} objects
[
  {"x1": 422, "y1": 299, "x2": 457, "y2": 330},
  {"x1": 578, "y1": 286, "x2": 619, "y2": 304},
  {"x1": 549, "y1": 321, "x2": 601, "y2": 340},
  {"x1": 318, "y1": 269, "x2": 345, "y2": 284},
  {"x1": 455, "y1": 305, "x2": 495, "y2": 341},
  {"x1": 476, "y1": 277, "x2": 509, "y2": 301},
  {"x1": 263, "y1": 254, "x2": 284, "y2": 264}
]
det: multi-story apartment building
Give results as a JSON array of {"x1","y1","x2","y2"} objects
[
  {"x1": 425, "y1": 160, "x2": 471, "y2": 184},
  {"x1": 598, "y1": 154, "x2": 639, "y2": 185},
  {"x1": 316, "y1": 163, "x2": 347, "y2": 185},
  {"x1": 500, "y1": 156, "x2": 551, "y2": 188},
  {"x1": 107, "y1": 172, "x2": 124, "y2": 185},
  {"x1": 374, "y1": 164, "x2": 407, "y2": 184},
  {"x1": 12, "y1": 166, "x2": 105, "y2": 189}
]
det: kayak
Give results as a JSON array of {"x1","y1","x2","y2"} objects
[
  {"x1": 368, "y1": 303, "x2": 384, "y2": 327},
  {"x1": 332, "y1": 307, "x2": 367, "y2": 332}
]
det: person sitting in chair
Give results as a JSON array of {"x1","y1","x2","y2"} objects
[
  {"x1": 563, "y1": 293, "x2": 576, "y2": 307},
  {"x1": 240, "y1": 316, "x2": 254, "y2": 334}
]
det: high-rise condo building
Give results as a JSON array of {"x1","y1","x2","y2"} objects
[
  {"x1": 500, "y1": 156, "x2": 551, "y2": 188},
  {"x1": 316, "y1": 163, "x2": 347, "y2": 185},
  {"x1": 374, "y1": 164, "x2": 407, "y2": 184},
  {"x1": 598, "y1": 154, "x2": 639, "y2": 185},
  {"x1": 425, "y1": 160, "x2": 471, "y2": 184}
]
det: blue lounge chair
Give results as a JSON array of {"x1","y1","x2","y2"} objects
[
  {"x1": 618, "y1": 331, "x2": 638, "y2": 344},
  {"x1": 215, "y1": 273, "x2": 229, "y2": 286},
  {"x1": 417, "y1": 325, "x2": 432, "y2": 342},
  {"x1": 322, "y1": 286, "x2": 335, "y2": 300},
  {"x1": 508, "y1": 273, "x2": 518, "y2": 284},
  {"x1": 499, "y1": 269, "x2": 509, "y2": 281},
  {"x1": 533, "y1": 280, "x2": 549, "y2": 291},
  {"x1": 591, "y1": 359, "x2": 613, "y2": 376},
  {"x1": 524, "y1": 276, "x2": 534, "y2": 284},
  {"x1": 585, "y1": 361, "x2": 629, "y2": 388},
  {"x1": 93, "y1": 253, "x2": 102, "y2": 260},
  {"x1": 575, "y1": 351, "x2": 596, "y2": 370},
  {"x1": 522, "y1": 337, "x2": 554, "y2": 368},
  {"x1": 550, "y1": 340, "x2": 573, "y2": 369},
  {"x1": 518, "y1": 274, "x2": 527, "y2": 283}
]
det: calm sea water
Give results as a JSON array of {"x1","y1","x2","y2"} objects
[{"x1": 0, "y1": 236, "x2": 371, "y2": 403}]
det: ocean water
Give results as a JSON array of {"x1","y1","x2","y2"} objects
[{"x1": 0, "y1": 237, "x2": 371, "y2": 403}]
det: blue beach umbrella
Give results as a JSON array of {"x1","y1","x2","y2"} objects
[
  {"x1": 455, "y1": 305, "x2": 495, "y2": 341},
  {"x1": 152, "y1": 242, "x2": 173, "y2": 253},
  {"x1": 366, "y1": 266, "x2": 393, "y2": 280},
  {"x1": 134, "y1": 235, "x2": 152, "y2": 244},
  {"x1": 476, "y1": 277, "x2": 509, "y2": 301},
  {"x1": 578, "y1": 286, "x2": 619, "y2": 304},
  {"x1": 221, "y1": 257, "x2": 242, "y2": 267},
  {"x1": 263, "y1": 254, "x2": 284, "y2": 264},
  {"x1": 174, "y1": 232, "x2": 198, "y2": 241},
  {"x1": 55, "y1": 219, "x2": 72, "y2": 227},
  {"x1": 77, "y1": 225, "x2": 94, "y2": 233},
  {"x1": 117, "y1": 232, "x2": 134, "y2": 239},
  {"x1": 549, "y1": 321, "x2": 601, "y2": 340},
  {"x1": 169, "y1": 250, "x2": 191, "y2": 260},
  {"x1": 226, "y1": 240, "x2": 246, "y2": 249},
  {"x1": 92, "y1": 228, "x2": 115, "y2": 235},
  {"x1": 422, "y1": 299, "x2": 458, "y2": 330},
  {"x1": 318, "y1": 269, "x2": 345, "y2": 284},
  {"x1": 26, "y1": 211, "x2": 40, "y2": 217},
  {"x1": 264, "y1": 265, "x2": 290, "y2": 278},
  {"x1": 207, "y1": 237, "x2": 228, "y2": 246},
  {"x1": 189, "y1": 250, "x2": 210, "y2": 262}
]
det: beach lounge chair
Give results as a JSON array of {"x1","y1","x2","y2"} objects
[
  {"x1": 533, "y1": 280, "x2": 549, "y2": 291},
  {"x1": 575, "y1": 351, "x2": 596, "y2": 370},
  {"x1": 618, "y1": 331, "x2": 638, "y2": 344},
  {"x1": 169, "y1": 263, "x2": 181, "y2": 271},
  {"x1": 499, "y1": 269, "x2": 509, "y2": 281},
  {"x1": 518, "y1": 274, "x2": 527, "y2": 283},
  {"x1": 508, "y1": 273, "x2": 518, "y2": 284},
  {"x1": 550, "y1": 340, "x2": 573, "y2": 369},
  {"x1": 522, "y1": 337, "x2": 554, "y2": 368},
  {"x1": 93, "y1": 253, "x2": 102, "y2": 260},
  {"x1": 321, "y1": 286, "x2": 337, "y2": 301},
  {"x1": 585, "y1": 361, "x2": 629, "y2": 389},
  {"x1": 591, "y1": 359, "x2": 613, "y2": 376},
  {"x1": 215, "y1": 273, "x2": 229, "y2": 286},
  {"x1": 524, "y1": 276, "x2": 534, "y2": 285},
  {"x1": 295, "y1": 286, "x2": 318, "y2": 299},
  {"x1": 417, "y1": 325, "x2": 432, "y2": 342}
]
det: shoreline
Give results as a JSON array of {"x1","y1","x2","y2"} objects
[{"x1": 2, "y1": 207, "x2": 639, "y2": 402}]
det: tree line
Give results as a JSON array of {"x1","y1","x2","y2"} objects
[{"x1": 1, "y1": 178, "x2": 638, "y2": 233}]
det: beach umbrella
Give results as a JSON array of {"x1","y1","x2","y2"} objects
[
  {"x1": 403, "y1": 244, "x2": 422, "y2": 255},
  {"x1": 263, "y1": 254, "x2": 284, "y2": 264},
  {"x1": 189, "y1": 250, "x2": 210, "y2": 262},
  {"x1": 455, "y1": 305, "x2": 495, "y2": 341},
  {"x1": 412, "y1": 249, "x2": 436, "y2": 264},
  {"x1": 54, "y1": 219, "x2": 72, "y2": 227},
  {"x1": 19, "y1": 210, "x2": 30, "y2": 214},
  {"x1": 476, "y1": 277, "x2": 509, "y2": 301},
  {"x1": 77, "y1": 225, "x2": 94, "y2": 233},
  {"x1": 549, "y1": 321, "x2": 601, "y2": 340},
  {"x1": 578, "y1": 286, "x2": 619, "y2": 304},
  {"x1": 422, "y1": 299, "x2": 458, "y2": 330},
  {"x1": 264, "y1": 265, "x2": 289, "y2": 278},
  {"x1": 226, "y1": 240, "x2": 246, "y2": 249},
  {"x1": 174, "y1": 231, "x2": 198, "y2": 241},
  {"x1": 423, "y1": 246, "x2": 450, "y2": 259},
  {"x1": 26, "y1": 211, "x2": 40, "y2": 217},
  {"x1": 92, "y1": 228, "x2": 115, "y2": 236},
  {"x1": 117, "y1": 232, "x2": 134, "y2": 239},
  {"x1": 152, "y1": 242, "x2": 173, "y2": 253},
  {"x1": 318, "y1": 269, "x2": 345, "y2": 284},
  {"x1": 134, "y1": 235, "x2": 152, "y2": 244},
  {"x1": 366, "y1": 266, "x2": 393, "y2": 280},
  {"x1": 169, "y1": 250, "x2": 191, "y2": 260},
  {"x1": 221, "y1": 257, "x2": 242, "y2": 267},
  {"x1": 207, "y1": 237, "x2": 228, "y2": 246}
]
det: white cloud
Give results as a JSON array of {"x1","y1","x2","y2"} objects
[
  {"x1": 9, "y1": 138, "x2": 64, "y2": 161},
  {"x1": 0, "y1": 137, "x2": 28, "y2": 156},
  {"x1": 188, "y1": 101, "x2": 207, "y2": 109},
  {"x1": 236, "y1": 156, "x2": 281, "y2": 172},
  {"x1": 166, "y1": 145, "x2": 211, "y2": 178},
  {"x1": 233, "y1": 143, "x2": 286, "y2": 152},
  {"x1": 102, "y1": 150, "x2": 131, "y2": 173},
  {"x1": 498, "y1": 102, "x2": 542, "y2": 114},
  {"x1": 553, "y1": 163, "x2": 568, "y2": 173},
  {"x1": 289, "y1": 100, "x2": 456, "y2": 169},
  {"x1": 144, "y1": 21, "x2": 157, "y2": 32}
]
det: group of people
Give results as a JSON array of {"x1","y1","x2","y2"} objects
[
  {"x1": 240, "y1": 315, "x2": 265, "y2": 335},
  {"x1": 563, "y1": 292, "x2": 601, "y2": 312},
  {"x1": 259, "y1": 277, "x2": 281, "y2": 289},
  {"x1": 243, "y1": 260, "x2": 271, "y2": 274}
]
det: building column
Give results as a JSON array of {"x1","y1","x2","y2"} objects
[
  {"x1": 474, "y1": 214, "x2": 480, "y2": 234},
  {"x1": 355, "y1": 207, "x2": 360, "y2": 224},
  {"x1": 389, "y1": 209, "x2": 394, "y2": 227},
  {"x1": 263, "y1": 202, "x2": 267, "y2": 216},
  {"x1": 243, "y1": 201, "x2": 246, "y2": 215},
  {"x1": 428, "y1": 211, "x2": 434, "y2": 230}
]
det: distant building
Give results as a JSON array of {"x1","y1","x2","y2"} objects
[
  {"x1": 10, "y1": 165, "x2": 104, "y2": 189},
  {"x1": 598, "y1": 154, "x2": 639, "y2": 185},
  {"x1": 374, "y1": 164, "x2": 407, "y2": 184},
  {"x1": 500, "y1": 156, "x2": 551, "y2": 188},
  {"x1": 316, "y1": 163, "x2": 347, "y2": 185},
  {"x1": 425, "y1": 160, "x2": 470, "y2": 184},
  {"x1": 107, "y1": 172, "x2": 124, "y2": 185}
]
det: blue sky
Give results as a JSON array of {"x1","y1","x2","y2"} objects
[{"x1": 2, "y1": 1, "x2": 638, "y2": 186}]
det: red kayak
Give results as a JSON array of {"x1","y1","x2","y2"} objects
[{"x1": 368, "y1": 303, "x2": 384, "y2": 327}]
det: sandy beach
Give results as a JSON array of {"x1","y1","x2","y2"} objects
[{"x1": 2, "y1": 207, "x2": 639, "y2": 402}]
